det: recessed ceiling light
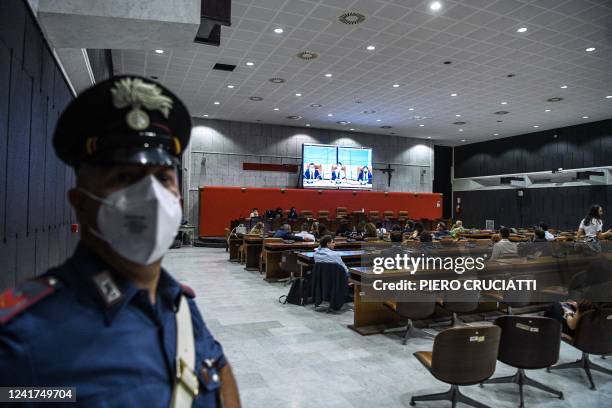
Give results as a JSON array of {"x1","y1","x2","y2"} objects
[
  {"x1": 582, "y1": 116, "x2": 589, "y2": 119},
  {"x1": 443, "y1": 61, "x2": 452, "y2": 65},
  {"x1": 350, "y1": 128, "x2": 355, "y2": 131},
  {"x1": 376, "y1": 119, "x2": 382, "y2": 122},
  {"x1": 246, "y1": 61, "x2": 254, "y2": 66},
  {"x1": 585, "y1": 47, "x2": 596, "y2": 52},
  {"x1": 306, "y1": 124, "x2": 311, "y2": 127},
  {"x1": 392, "y1": 84, "x2": 400, "y2": 88},
  {"x1": 606, "y1": 96, "x2": 612, "y2": 99},
  {"x1": 453, "y1": 121, "x2": 466, "y2": 125},
  {"x1": 380, "y1": 125, "x2": 392, "y2": 129},
  {"x1": 427, "y1": 136, "x2": 432, "y2": 139},
  {"x1": 493, "y1": 133, "x2": 499, "y2": 136},
  {"x1": 155, "y1": 49, "x2": 164, "y2": 54},
  {"x1": 249, "y1": 96, "x2": 263, "y2": 101},
  {"x1": 450, "y1": 93, "x2": 457, "y2": 97},
  {"x1": 500, "y1": 101, "x2": 508, "y2": 105},
  {"x1": 213, "y1": 101, "x2": 220, "y2": 105},
  {"x1": 430, "y1": 1, "x2": 442, "y2": 11},
  {"x1": 461, "y1": 139, "x2": 466, "y2": 142},
  {"x1": 459, "y1": 129, "x2": 463, "y2": 132},
  {"x1": 227, "y1": 84, "x2": 234, "y2": 89},
  {"x1": 455, "y1": 114, "x2": 461, "y2": 117},
  {"x1": 494, "y1": 111, "x2": 510, "y2": 115},
  {"x1": 517, "y1": 27, "x2": 527, "y2": 33},
  {"x1": 273, "y1": 108, "x2": 279, "y2": 111},
  {"x1": 408, "y1": 108, "x2": 414, "y2": 111},
  {"x1": 366, "y1": 45, "x2": 376, "y2": 51},
  {"x1": 287, "y1": 115, "x2": 302, "y2": 120},
  {"x1": 273, "y1": 27, "x2": 284, "y2": 34},
  {"x1": 419, "y1": 124, "x2": 425, "y2": 127},
  {"x1": 533, "y1": 125, "x2": 539, "y2": 128},
  {"x1": 337, "y1": 121, "x2": 350, "y2": 125},
  {"x1": 560, "y1": 85, "x2": 568, "y2": 89},
  {"x1": 295, "y1": 93, "x2": 302, "y2": 97},
  {"x1": 203, "y1": 114, "x2": 208, "y2": 117},
  {"x1": 324, "y1": 73, "x2": 333, "y2": 78},
  {"x1": 545, "y1": 109, "x2": 551, "y2": 112},
  {"x1": 327, "y1": 113, "x2": 333, "y2": 117}
]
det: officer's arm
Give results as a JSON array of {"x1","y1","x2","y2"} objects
[
  {"x1": 0, "y1": 328, "x2": 33, "y2": 386},
  {"x1": 219, "y1": 362, "x2": 240, "y2": 407}
]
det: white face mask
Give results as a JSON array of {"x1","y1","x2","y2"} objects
[{"x1": 80, "y1": 174, "x2": 182, "y2": 266}]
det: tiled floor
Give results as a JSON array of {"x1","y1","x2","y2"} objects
[{"x1": 163, "y1": 247, "x2": 612, "y2": 408}]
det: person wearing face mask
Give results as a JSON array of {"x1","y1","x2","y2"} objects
[
  {"x1": 304, "y1": 162, "x2": 321, "y2": 182},
  {"x1": 357, "y1": 165, "x2": 372, "y2": 184},
  {"x1": 0, "y1": 76, "x2": 240, "y2": 407}
]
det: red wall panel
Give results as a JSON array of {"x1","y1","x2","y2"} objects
[{"x1": 198, "y1": 186, "x2": 443, "y2": 237}]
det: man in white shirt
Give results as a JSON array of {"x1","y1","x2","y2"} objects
[
  {"x1": 539, "y1": 223, "x2": 555, "y2": 241},
  {"x1": 313, "y1": 235, "x2": 349, "y2": 275},
  {"x1": 294, "y1": 222, "x2": 316, "y2": 242},
  {"x1": 489, "y1": 227, "x2": 518, "y2": 261}
]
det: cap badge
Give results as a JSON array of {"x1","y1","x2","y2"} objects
[{"x1": 111, "y1": 77, "x2": 174, "y2": 131}]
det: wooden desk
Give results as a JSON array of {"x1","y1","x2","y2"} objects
[
  {"x1": 228, "y1": 236, "x2": 243, "y2": 262},
  {"x1": 243, "y1": 235, "x2": 263, "y2": 270},
  {"x1": 263, "y1": 241, "x2": 362, "y2": 280}
]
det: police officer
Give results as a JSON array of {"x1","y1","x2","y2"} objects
[{"x1": 0, "y1": 76, "x2": 240, "y2": 407}]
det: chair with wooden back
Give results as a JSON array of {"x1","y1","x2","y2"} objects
[
  {"x1": 411, "y1": 325, "x2": 501, "y2": 407},
  {"x1": 368, "y1": 210, "x2": 380, "y2": 222},
  {"x1": 336, "y1": 207, "x2": 348, "y2": 219},
  {"x1": 548, "y1": 307, "x2": 612, "y2": 389},
  {"x1": 317, "y1": 210, "x2": 329, "y2": 221},
  {"x1": 482, "y1": 316, "x2": 563, "y2": 406},
  {"x1": 300, "y1": 210, "x2": 313, "y2": 219}
]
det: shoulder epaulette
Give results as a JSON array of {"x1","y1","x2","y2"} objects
[
  {"x1": 179, "y1": 283, "x2": 196, "y2": 298},
  {"x1": 0, "y1": 277, "x2": 58, "y2": 325}
]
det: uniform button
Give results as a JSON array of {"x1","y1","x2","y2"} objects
[{"x1": 212, "y1": 373, "x2": 219, "y2": 383}]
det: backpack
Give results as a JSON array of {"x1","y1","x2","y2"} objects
[{"x1": 279, "y1": 275, "x2": 311, "y2": 306}]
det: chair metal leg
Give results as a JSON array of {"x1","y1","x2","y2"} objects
[
  {"x1": 549, "y1": 352, "x2": 611, "y2": 390},
  {"x1": 411, "y1": 385, "x2": 490, "y2": 408},
  {"x1": 484, "y1": 368, "x2": 562, "y2": 407},
  {"x1": 383, "y1": 319, "x2": 434, "y2": 345}
]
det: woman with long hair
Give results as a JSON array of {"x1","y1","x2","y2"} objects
[{"x1": 577, "y1": 204, "x2": 612, "y2": 240}]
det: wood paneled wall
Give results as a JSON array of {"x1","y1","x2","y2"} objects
[{"x1": 0, "y1": 0, "x2": 76, "y2": 290}]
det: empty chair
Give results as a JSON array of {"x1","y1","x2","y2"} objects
[
  {"x1": 482, "y1": 274, "x2": 536, "y2": 315},
  {"x1": 411, "y1": 325, "x2": 501, "y2": 408},
  {"x1": 437, "y1": 280, "x2": 480, "y2": 326},
  {"x1": 397, "y1": 210, "x2": 409, "y2": 223},
  {"x1": 368, "y1": 210, "x2": 380, "y2": 222},
  {"x1": 336, "y1": 207, "x2": 348, "y2": 219},
  {"x1": 548, "y1": 307, "x2": 612, "y2": 389},
  {"x1": 383, "y1": 292, "x2": 437, "y2": 344},
  {"x1": 301, "y1": 210, "x2": 313, "y2": 219},
  {"x1": 482, "y1": 316, "x2": 563, "y2": 407},
  {"x1": 383, "y1": 210, "x2": 395, "y2": 220},
  {"x1": 317, "y1": 210, "x2": 329, "y2": 221}
]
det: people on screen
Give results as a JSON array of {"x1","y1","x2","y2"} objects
[
  {"x1": 331, "y1": 163, "x2": 346, "y2": 183},
  {"x1": 357, "y1": 165, "x2": 372, "y2": 184},
  {"x1": 304, "y1": 163, "x2": 321, "y2": 181},
  {"x1": 314, "y1": 235, "x2": 349, "y2": 275}
]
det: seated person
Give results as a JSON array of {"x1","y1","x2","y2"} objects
[
  {"x1": 434, "y1": 222, "x2": 451, "y2": 239},
  {"x1": 450, "y1": 220, "x2": 465, "y2": 238},
  {"x1": 264, "y1": 208, "x2": 276, "y2": 219},
  {"x1": 375, "y1": 222, "x2": 387, "y2": 239},
  {"x1": 275, "y1": 207, "x2": 284, "y2": 218},
  {"x1": 350, "y1": 221, "x2": 367, "y2": 240},
  {"x1": 336, "y1": 220, "x2": 351, "y2": 237},
  {"x1": 288, "y1": 207, "x2": 299, "y2": 220},
  {"x1": 539, "y1": 222, "x2": 555, "y2": 241},
  {"x1": 314, "y1": 235, "x2": 348, "y2": 275},
  {"x1": 419, "y1": 232, "x2": 433, "y2": 243},
  {"x1": 304, "y1": 163, "x2": 321, "y2": 182},
  {"x1": 489, "y1": 227, "x2": 518, "y2": 261},
  {"x1": 249, "y1": 207, "x2": 259, "y2": 219},
  {"x1": 390, "y1": 230, "x2": 403, "y2": 243},
  {"x1": 273, "y1": 224, "x2": 304, "y2": 241},
  {"x1": 310, "y1": 221, "x2": 320, "y2": 239},
  {"x1": 357, "y1": 166, "x2": 372, "y2": 184},
  {"x1": 520, "y1": 228, "x2": 551, "y2": 257},
  {"x1": 364, "y1": 222, "x2": 378, "y2": 239},
  {"x1": 317, "y1": 223, "x2": 330, "y2": 239},
  {"x1": 331, "y1": 163, "x2": 346, "y2": 183},
  {"x1": 409, "y1": 222, "x2": 425, "y2": 240},
  {"x1": 404, "y1": 220, "x2": 415, "y2": 234},
  {"x1": 544, "y1": 300, "x2": 602, "y2": 337},
  {"x1": 294, "y1": 222, "x2": 315, "y2": 242},
  {"x1": 249, "y1": 222, "x2": 264, "y2": 235}
]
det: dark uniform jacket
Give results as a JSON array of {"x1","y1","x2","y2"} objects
[{"x1": 0, "y1": 244, "x2": 225, "y2": 407}]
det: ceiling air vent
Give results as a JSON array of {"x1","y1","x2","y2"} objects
[
  {"x1": 287, "y1": 115, "x2": 302, "y2": 120},
  {"x1": 453, "y1": 121, "x2": 466, "y2": 125},
  {"x1": 269, "y1": 77, "x2": 286, "y2": 84},
  {"x1": 380, "y1": 125, "x2": 392, "y2": 129},
  {"x1": 249, "y1": 96, "x2": 263, "y2": 101},
  {"x1": 494, "y1": 111, "x2": 510, "y2": 115},
  {"x1": 310, "y1": 103, "x2": 322, "y2": 108},
  {"x1": 338, "y1": 12, "x2": 366, "y2": 25},
  {"x1": 547, "y1": 97, "x2": 563, "y2": 102},
  {"x1": 212, "y1": 63, "x2": 236, "y2": 72}
]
